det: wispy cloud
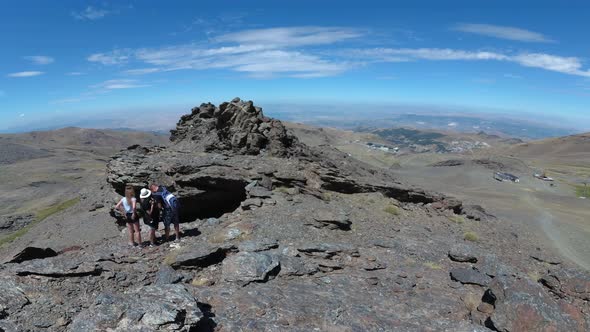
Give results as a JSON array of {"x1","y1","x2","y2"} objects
[
  {"x1": 66, "y1": 72, "x2": 85, "y2": 76},
  {"x1": 88, "y1": 26, "x2": 590, "y2": 79},
  {"x1": 352, "y1": 48, "x2": 590, "y2": 77},
  {"x1": 7, "y1": 71, "x2": 44, "y2": 78},
  {"x1": 88, "y1": 49, "x2": 130, "y2": 65},
  {"x1": 24, "y1": 55, "x2": 54, "y2": 65},
  {"x1": 91, "y1": 79, "x2": 149, "y2": 90},
  {"x1": 215, "y1": 26, "x2": 364, "y2": 47},
  {"x1": 72, "y1": 6, "x2": 110, "y2": 20},
  {"x1": 91, "y1": 27, "x2": 362, "y2": 77},
  {"x1": 452, "y1": 23, "x2": 553, "y2": 43}
]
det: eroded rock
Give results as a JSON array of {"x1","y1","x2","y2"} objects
[
  {"x1": 68, "y1": 284, "x2": 204, "y2": 331},
  {"x1": 222, "y1": 252, "x2": 280, "y2": 286}
]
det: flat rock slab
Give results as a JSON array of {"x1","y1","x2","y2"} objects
[
  {"x1": 247, "y1": 186, "x2": 273, "y2": 198},
  {"x1": 222, "y1": 252, "x2": 279, "y2": 286},
  {"x1": 450, "y1": 268, "x2": 491, "y2": 287},
  {"x1": 237, "y1": 239, "x2": 278, "y2": 252},
  {"x1": 310, "y1": 210, "x2": 352, "y2": 230},
  {"x1": 13, "y1": 256, "x2": 102, "y2": 277},
  {"x1": 169, "y1": 244, "x2": 235, "y2": 268},
  {"x1": 297, "y1": 242, "x2": 359, "y2": 258},
  {"x1": 448, "y1": 244, "x2": 478, "y2": 263},
  {"x1": 68, "y1": 284, "x2": 204, "y2": 331}
]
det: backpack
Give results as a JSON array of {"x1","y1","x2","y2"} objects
[{"x1": 160, "y1": 187, "x2": 180, "y2": 210}]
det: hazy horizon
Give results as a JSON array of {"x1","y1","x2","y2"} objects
[{"x1": 1, "y1": 0, "x2": 590, "y2": 132}]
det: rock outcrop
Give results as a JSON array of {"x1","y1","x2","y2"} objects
[{"x1": 1, "y1": 98, "x2": 588, "y2": 331}]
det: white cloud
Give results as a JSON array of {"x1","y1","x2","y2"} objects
[
  {"x1": 66, "y1": 72, "x2": 85, "y2": 76},
  {"x1": 91, "y1": 79, "x2": 149, "y2": 90},
  {"x1": 216, "y1": 26, "x2": 363, "y2": 47},
  {"x1": 93, "y1": 27, "x2": 362, "y2": 78},
  {"x1": 87, "y1": 26, "x2": 590, "y2": 79},
  {"x1": 351, "y1": 48, "x2": 590, "y2": 78},
  {"x1": 511, "y1": 53, "x2": 590, "y2": 77},
  {"x1": 123, "y1": 68, "x2": 162, "y2": 75},
  {"x1": 24, "y1": 55, "x2": 54, "y2": 65},
  {"x1": 351, "y1": 48, "x2": 508, "y2": 61},
  {"x1": 72, "y1": 6, "x2": 110, "y2": 20},
  {"x1": 7, "y1": 71, "x2": 44, "y2": 78},
  {"x1": 88, "y1": 50, "x2": 130, "y2": 65},
  {"x1": 452, "y1": 23, "x2": 553, "y2": 43}
]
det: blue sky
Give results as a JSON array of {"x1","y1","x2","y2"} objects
[{"x1": 1, "y1": 0, "x2": 590, "y2": 132}]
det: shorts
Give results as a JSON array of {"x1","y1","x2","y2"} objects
[
  {"x1": 144, "y1": 215, "x2": 160, "y2": 230},
  {"x1": 125, "y1": 213, "x2": 139, "y2": 224},
  {"x1": 163, "y1": 207, "x2": 180, "y2": 228}
]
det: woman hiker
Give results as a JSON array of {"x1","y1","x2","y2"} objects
[{"x1": 115, "y1": 185, "x2": 142, "y2": 247}]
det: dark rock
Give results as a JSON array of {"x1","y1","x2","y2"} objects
[
  {"x1": 169, "y1": 244, "x2": 235, "y2": 269},
  {"x1": 540, "y1": 268, "x2": 590, "y2": 301},
  {"x1": 487, "y1": 276, "x2": 582, "y2": 332},
  {"x1": 0, "y1": 214, "x2": 35, "y2": 234},
  {"x1": 237, "y1": 239, "x2": 279, "y2": 252},
  {"x1": 308, "y1": 210, "x2": 352, "y2": 231},
  {"x1": 6, "y1": 247, "x2": 58, "y2": 264},
  {"x1": 241, "y1": 198, "x2": 263, "y2": 210},
  {"x1": 450, "y1": 268, "x2": 491, "y2": 287},
  {"x1": 154, "y1": 265, "x2": 183, "y2": 285},
  {"x1": 448, "y1": 244, "x2": 478, "y2": 263},
  {"x1": 461, "y1": 204, "x2": 496, "y2": 221},
  {"x1": 0, "y1": 278, "x2": 30, "y2": 315},
  {"x1": 247, "y1": 186, "x2": 273, "y2": 198},
  {"x1": 13, "y1": 255, "x2": 102, "y2": 277},
  {"x1": 277, "y1": 255, "x2": 318, "y2": 277},
  {"x1": 530, "y1": 252, "x2": 562, "y2": 265},
  {"x1": 68, "y1": 284, "x2": 205, "y2": 331},
  {"x1": 222, "y1": 252, "x2": 280, "y2": 286}
]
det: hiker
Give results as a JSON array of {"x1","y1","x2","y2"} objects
[
  {"x1": 139, "y1": 188, "x2": 161, "y2": 247},
  {"x1": 115, "y1": 185, "x2": 142, "y2": 247},
  {"x1": 150, "y1": 183, "x2": 181, "y2": 242}
]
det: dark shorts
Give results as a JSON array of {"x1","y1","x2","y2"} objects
[
  {"x1": 125, "y1": 213, "x2": 139, "y2": 224},
  {"x1": 163, "y1": 207, "x2": 179, "y2": 228},
  {"x1": 144, "y1": 215, "x2": 160, "y2": 230}
]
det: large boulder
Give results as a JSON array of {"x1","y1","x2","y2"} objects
[
  {"x1": 222, "y1": 252, "x2": 280, "y2": 286},
  {"x1": 68, "y1": 284, "x2": 205, "y2": 331}
]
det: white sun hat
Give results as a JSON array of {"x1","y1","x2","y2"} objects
[{"x1": 140, "y1": 188, "x2": 151, "y2": 199}]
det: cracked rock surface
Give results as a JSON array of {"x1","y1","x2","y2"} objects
[{"x1": 0, "y1": 98, "x2": 588, "y2": 331}]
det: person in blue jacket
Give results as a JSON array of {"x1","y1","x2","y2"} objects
[{"x1": 150, "y1": 183, "x2": 181, "y2": 242}]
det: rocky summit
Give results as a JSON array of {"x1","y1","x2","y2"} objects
[{"x1": 1, "y1": 98, "x2": 589, "y2": 331}]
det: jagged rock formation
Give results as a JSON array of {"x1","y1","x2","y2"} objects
[
  {"x1": 1, "y1": 98, "x2": 589, "y2": 331},
  {"x1": 170, "y1": 97, "x2": 306, "y2": 157}
]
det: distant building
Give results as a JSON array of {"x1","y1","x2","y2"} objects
[
  {"x1": 533, "y1": 172, "x2": 554, "y2": 181},
  {"x1": 494, "y1": 172, "x2": 520, "y2": 183}
]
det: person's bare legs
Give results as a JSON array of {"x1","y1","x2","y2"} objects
[
  {"x1": 127, "y1": 223, "x2": 134, "y2": 246},
  {"x1": 133, "y1": 222, "x2": 142, "y2": 245},
  {"x1": 174, "y1": 224, "x2": 181, "y2": 241},
  {"x1": 149, "y1": 228, "x2": 156, "y2": 244},
  {"x1": 164, "y1": 227, "x2": 170, "y2": 242}
]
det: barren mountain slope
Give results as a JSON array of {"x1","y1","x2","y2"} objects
[{"x1": 0, "y1": 100, "x2": 588, "y2": 331}]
